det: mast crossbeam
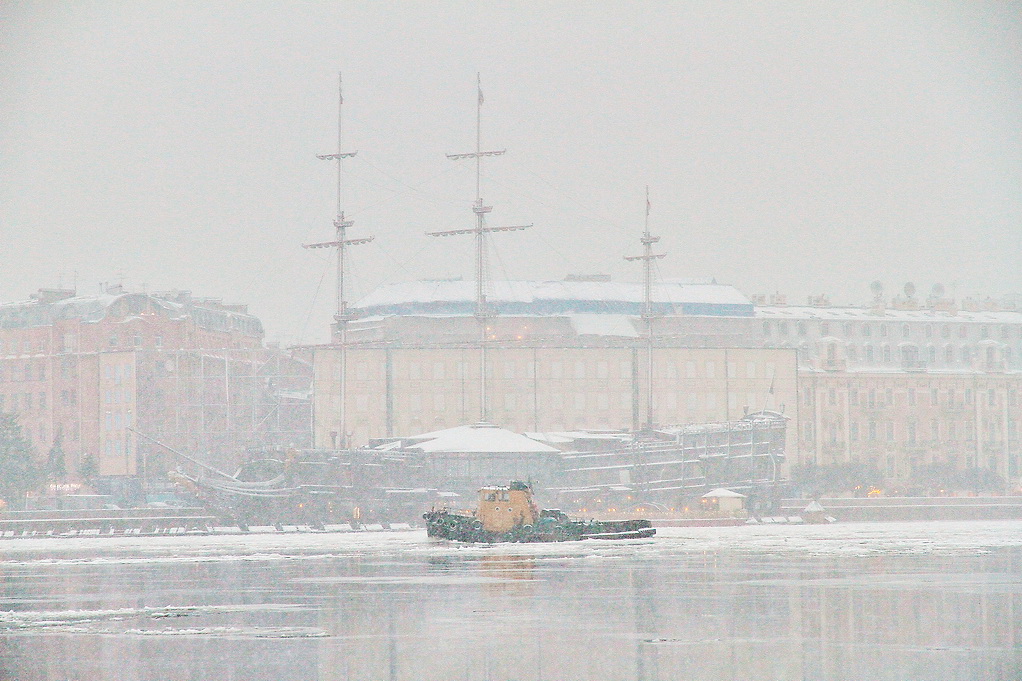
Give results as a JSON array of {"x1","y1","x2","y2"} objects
[
  {"x1": 317, "y1": 151, "x2": 358, "y2": 160},
  {"x1": 446, "y1": 150, "x2": 505, "y2": 160}
]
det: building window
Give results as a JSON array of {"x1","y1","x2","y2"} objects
[
  {"x1": 850, "y1": 422, "x2": 859, "y2": 441},
  {"x1": 820, "y1": 322, "x2": 830, "y2": 335},
  {"x1": 925, "y1": 325, "x2": 933, "y2": 339},
  {"x1": 902, "y1": 324, "x2": 911, "y2": 338},
  {"x1": 958, "y1": 325, "x2": 968, "y2": 339},
  {"x1": 848, "y1": 345, "x2": 857, "y2": 361},
  {"x1": 155, "y1": 336, "x2": 163, "y2": 348},
  {"x1": 980, "y1": 325, "x2": 989, "y2": 339},
  {"x1": 38, "y1": 392, "x2": 46, "y2": 409},
  {"x1": 763, "y1": 321, "x2": 771, "y2": 336},
  {"x1": 908, "y1": 389, "x2": 916, "y2": 406},
  {"x1": 961, "y1": 346, "x2": 970, "y2": 364},
  {"x1": 797, "y1": 321, "x2": 807, "y2": 337},
  {"x1": 844, "y1": 322, "x2": 854, "y2": 337},
  {"x1": 862, "y1": 324, "x2": 871, "y2": 337},
  {"x1": 865, "y1": 345, "x2": 874, "y2": 362},
  {"x1": 907, "y1": 422, "x2": 916, "y2": 444},
  {"x1": 886, "y1": 421, "x2": 895, "y2": 442},
  {"x1": 880, "y1": 324, "x2": 888, "y2": 338},
  {"x1": 778, "y1": 321, "x2": 788, "y2": 336},
  {"x1": 882, "y1": 345, "x2": 891, "y2": 363}
]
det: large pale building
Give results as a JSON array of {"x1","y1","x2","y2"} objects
[{"x1": 310, "y1": 279, "x2": 799, "y2": 465}]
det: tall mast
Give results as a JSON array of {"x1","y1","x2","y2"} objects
[
  {"x1": 429, "y1": 74, "x2": 531, "y2": 423},
  {"x1": 625, "y1": 186, "x2": 665, "y2": 430},
  {"x1": 303, "y1": 73, "x2": 373, "y2": 449}
]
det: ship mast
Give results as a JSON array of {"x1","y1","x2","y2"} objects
[
  {"x1": 625, "y1": 187, "x2": 665, "y2": 430},
  {"x1": 303, "y1": 73, "x2": 373, "y2": 449},
  {"x1": 429, "y1": 74, "x2": 531, "y2": 423}
]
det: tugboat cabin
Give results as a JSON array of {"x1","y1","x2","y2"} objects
[{"x1": 477, "y1": 482, "x2": 538, "y2": 533}]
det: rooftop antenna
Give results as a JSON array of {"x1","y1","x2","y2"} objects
[
  {"x1": 428, "y1": 73, "x2": 531, "y2": 423},
  {"x1": 303, "y1": 72, "x2": 373, "y2": 449},
  {"x1": 625, "y1": 186, "x2": 665, "y2": 431}
]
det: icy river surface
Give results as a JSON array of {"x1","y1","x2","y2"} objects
[{"x1": 1, "y1": 521, "x2": 1020, "y2": 681}]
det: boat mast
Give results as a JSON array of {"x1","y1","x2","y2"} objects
[
  {"x1": 625, "y1": 186, "x2": 665, "y2": 430},
  {"x1": 429, "y1": 73, "x2": 531, "y2": 423},
  {"x1": 303, "y1": 73, "x2": 373, "y2": 449}
]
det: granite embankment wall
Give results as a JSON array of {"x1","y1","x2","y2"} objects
[{"x1": 781, "y1": 496, "x2": 1022, "y2": 522}]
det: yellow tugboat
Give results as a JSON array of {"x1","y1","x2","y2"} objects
[{"x1": 424, "y1": 481, "x2": 655, "y2": 542}]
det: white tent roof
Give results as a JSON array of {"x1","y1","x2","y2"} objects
[
  {"x1": 702, "y1": 488, "x2": 747, "y2": 498},
  {"x1": 400, "y1": 423, "x2": 560, "y2": 454}
]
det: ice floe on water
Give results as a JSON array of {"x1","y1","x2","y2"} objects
[{"x1": 0, "y1": 521, "x2": 1019, "y2": 569}]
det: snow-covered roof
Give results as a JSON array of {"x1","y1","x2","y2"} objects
[
  {"x1": 389, "y1": 423, "x2": 560, "y2": 454},
  {"x1": 355, "y1": 279, "x2": 753, "y2": 317},
  {"x1": 702, "y1": 488, "x2": 747, "y2": 498},
  {"x1": 757, "y1": 305, "x2": 1022, "y2": 324},
  {"x1": 0, "y1": 290, "x2": 262, "y2": 335}
]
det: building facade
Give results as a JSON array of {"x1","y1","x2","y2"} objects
[
  {"x1": 0, "y1": 288, "x2": 311, "y2": 480},
  {"x1": 311, "y1": 279, "x2": 1022, "y2": 490},
  {"x1": 312, "y1": 343, "x2": 798, "y2": 448}
]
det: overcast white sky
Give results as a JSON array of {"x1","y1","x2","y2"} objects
[{"x1": 2, "y1": 2, "x2": 1020, "y2": 344}]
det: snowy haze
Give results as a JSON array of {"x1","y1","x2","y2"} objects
[{"x1": 1, "y1": 2, "x2": 1020, "y2": 345}]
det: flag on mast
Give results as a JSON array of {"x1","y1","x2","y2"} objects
[{"x1": 477, "y1": 73, "x2": 484, "y2": 105}]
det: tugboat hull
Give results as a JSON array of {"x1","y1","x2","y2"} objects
[{"x1": 424, "y1": 509, "x2": 654, "y2": 542}]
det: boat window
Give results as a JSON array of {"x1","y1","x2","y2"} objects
[
  {"x1": 486, "y1": 493, "x2": 497, "y2": 502},
  {"x1": 500, "y1": 492, "x2": 509, "y2": 501}
]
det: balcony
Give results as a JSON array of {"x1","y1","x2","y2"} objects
[
  {"x1": 983, "y1": 360, "x2": 1006, "y2": 373},
  {"x1": 900, "y1": 359, "x2": 928, "y2": 372},
  {"x1": 821, "y1": 358, "x2": 846, "y2": 372}
]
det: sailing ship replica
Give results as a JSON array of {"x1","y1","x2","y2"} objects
[{"x1": 424, "y1": 481, "x2": 654, "y2": 542}]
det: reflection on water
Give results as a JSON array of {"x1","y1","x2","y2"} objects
[{"x1": 1, "y1": 522, "x2": 1020, "y2": 681}]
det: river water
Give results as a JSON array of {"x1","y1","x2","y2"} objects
[{"x1": 1, "y1": 521, "x2": 1020, "y2": 681}]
